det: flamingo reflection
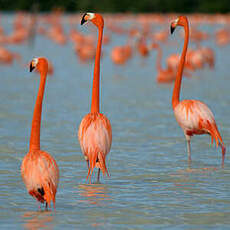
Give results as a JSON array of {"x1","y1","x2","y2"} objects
[
  {"x1": 22, "y1": 211, "x2": 54, "y2": 230},
  {"x1": 78, "y1": 184, "x2": 110, "y2": 206}
]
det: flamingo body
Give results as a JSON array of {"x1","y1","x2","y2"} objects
[
  {"x1": 174, "y1": 100, "x2": 222, "y2": 140},
  {"x1": 156, "y1": 68, "x2": 176, "y2": 83},
  {"x1": 78, "y1": 113, "x2": 112, "y2": 179},
  {"x1": 21, "y1": 150, "x2": 59, "y2": 206}
]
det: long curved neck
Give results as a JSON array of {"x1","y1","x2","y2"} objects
[
  {"x1": 156, "y1": 46, "x2": 162, "y2": 71},
  {"x1": 91, "y1": 25, "x2": 103, "y2": 113},
  {"x1": 172, "y1": 21, "x2": 189, "y2": 110},
  {"x1": 29, "y1": 71, "x2": 47, "y2": 151}
]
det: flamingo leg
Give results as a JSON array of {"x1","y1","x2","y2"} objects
[
  {"x1": 219, "y1": 143, "x2": 226, "y2": 168},
  {"x1": 187, "y1": 140, "x2": 191, "y2": 162},
  {"x1": 89, "y1": 173, "x2": 92, "y2": 184},
  {"x1": 45, "y1": 202, "x2": 48, "y2": 211},
  {"x1": 37, "y1": 201, "x2": 41, "y2": 211},
  {"x1": 185, "y1": 135, "x2": 192, "y2": 163},
  {"x1": 97, "y1": 168, "x2": 101, "y2": 183},
  {"x1": 86, "y1": 160, "x2": 89, "y2": 169},
  {"x1": 89, "y1": 167, "x2": 94, "y2": 184}
]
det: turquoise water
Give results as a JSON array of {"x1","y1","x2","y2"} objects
[{"x1": 0, "y1": 14, "x2": 230, "y2": 229}]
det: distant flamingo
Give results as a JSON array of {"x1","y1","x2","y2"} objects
[
  {"x1": 152, "y1": 29, "x2": 168, "y2": 43},
  {"x1": 166, "y1": 53, "x2": 180, "y2": 72},
  {"x1": 137, "y1": 36, "x2": 149, "y2": 57},
  {"x1": 170, "y1": 16, "x2": 225, "y2": 166},
  {"x1": 21, "y1": 57, "x2": 59, "y2": 209},
  {"x1": 215, "y1": 28, "x2": 230, "y2": 47},
  {"x1": 111, "y1": 45, "x2": 130, "y2": 65},
  {"x1": 75, "y1": 41, "x2": 96, "y2": 63},
  {"x1": 78, "y1": 13, "x2": 112, "y2": 183},
  {"x1": 199, "y1": 46, "x2": 215, "y2": 69},
  {"x1": 151, "y1": 43, "x2": 176, "y2": 83},
  {"x1": 0, "y1": 46, "x2": 21, "y2": 65},
  {"x1": 110, "y1": 28, "x2": 135, "y2": 65}
]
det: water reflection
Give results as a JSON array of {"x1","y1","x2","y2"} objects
[
  {"x1": 170, "y1": 165, "x2": 219, "y2": 191},
  {"x1": 177, "y1": 164, "x2": 218, "y2": 174},
  {"x1": 78, "y1": 183, "x2": 111, "y2": 206},
  {"x1": 22, "y1": 211, "x2": 54, "y2": 230}
]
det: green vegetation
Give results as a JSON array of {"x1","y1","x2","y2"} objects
[{"x1": 0, "y1": 0, "x2": 230, "y2": 13}]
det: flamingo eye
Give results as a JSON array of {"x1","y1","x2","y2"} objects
[
  {"x1": 32, "y1": 58, "x2": 38, "y2": 66},
  {"x1": 86, "y1": 13, "x2": 95, "y2": 20}
]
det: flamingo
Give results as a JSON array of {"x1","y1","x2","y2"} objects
[
  {"x1": 151, "y1": 43, "x2": 176, "y2": 83},
  {"x1": 111, "y1": 44, "x2": 132, "y2": 65},
  {"x1": 21, "y1": 57, "x2": 59, "y2": 209},
  {"x1": 137, "y1": 36, "x2": 150, "y2": 57},
  {"x1": 78, "y1": 13, "x2": 112, "y2": 184},
  {"x1": 170, "y1": 16, "x2": 226, "y2": 166},
  {"x1": 0, "y1": 46, "x2": 21, "y2": 65}
]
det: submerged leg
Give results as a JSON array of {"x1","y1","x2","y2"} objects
[
  {"x1": 88, "y1": 167, "x2": 94, "y2": 184},
  {"x1": 86, "y1": 160, "x2": 89, "y2": 169},
  {"x1": 37, "y1": 201, "x2": 41, "y2": 211},
  {"x1": 187, "y1": 140, "x2": 191, "y2": 162},
  {"x1": 97, "y1": 168, "x2": 101, "y2": 183},
  {"x1": 220, "y1": 143, "x2": 226, "y2": 168},
  {"x1": 185, "y1": 135, "x2": 192, "y2": 164}
]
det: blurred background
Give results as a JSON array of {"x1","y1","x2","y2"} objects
[
  {"x1": 1, "y1": 0, "x2": 230, "y2": 13},
  {"x1": 1, "y1": 1, "x2": 230, "y2": 230}
]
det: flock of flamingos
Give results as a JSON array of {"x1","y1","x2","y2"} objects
[{"x1": 1, "y1": 12, "x2": 229, "y2": 210}]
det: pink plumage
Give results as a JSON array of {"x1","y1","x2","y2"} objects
[{"x1": 170, "y1": 16, "x2": 225, "y2": 166}]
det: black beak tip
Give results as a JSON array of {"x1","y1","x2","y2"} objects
[
  {"x1": 81, "y1": 13, "x2": 87, "y2": 25},
  {"x1": 30, "y1": 63, "x2": 35, "y2": 72},
  {"x1": 170, "y1": 26, "x2": 175, "y2": 34}
]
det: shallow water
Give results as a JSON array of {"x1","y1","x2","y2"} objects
[{"x1": 1, "y1": 14, "x2": 230, "y2": 229}]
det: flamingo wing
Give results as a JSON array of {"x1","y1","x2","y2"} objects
[
  {"x1": 78, "y1": 113, "x2": 112, "y2": 179},
  {"x1": 21, "y1": 151, "x2": 59, "y2": 207},
  {"x1": 174, "y1": 100, "x2": 224, "y2": 147}
]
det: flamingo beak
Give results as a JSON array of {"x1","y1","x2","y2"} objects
[
  {"x1": 170, "y1": 25, "x2": 175, "y2": 34},
  {"x1": 30, "y1": 62, "x2": 35, "y2": 72},
  {"x1": 170, "y1": 18, "x2": 179, "y2": 35},
  {"x1": 81, "y1": 13, "x2": 88, "y2": 25}
]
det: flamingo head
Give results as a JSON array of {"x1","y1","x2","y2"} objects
[
  {"x1": 81, "y1": 13, "x2": 104, "y2": 28},
  {"x1": 170, "y1": 16, "x2": 188, "y2": 34},
  {"x1": 30, "y1": 57, "x2": 48, "y2": 73}
]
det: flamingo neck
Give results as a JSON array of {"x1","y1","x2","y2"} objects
[
  {"x1": 156, "y1": 46, "x2": 162, "y2": 71},
  {"x1": 172, "y1": 21, "x2": 189, "y2": 110},
  {"x1": 91, "y1": 25, "x2": 103, "y2": 113},
  {"x1": 29, "y1": 71, "x2": 47, "y2": 151}
]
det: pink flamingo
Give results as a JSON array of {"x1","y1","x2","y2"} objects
[
  {"x1": 111, "y1": 45, "x2": 130, "y2": 65},
  {"x1": 21, "y1": 57, "x2": 59, "y2": 209},
  {"x1": 78, "y1": 13, "x2": 112, "y2": 183},
  {"x1": 137, "y1": 36, "x2": 150, "y2": 57},
  {"x1": 170, "y1": 16, "x2": 225, "y2": 166},
  {"x1": 151, "y1": 43, "x2": 176, "y2": 83},
  {"x1": 0, "y1": 46, "x2": 21, "y2": 65}
]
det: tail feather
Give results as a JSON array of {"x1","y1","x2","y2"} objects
[
  {"x1": 211, "y1": 135, "x2": 214, "y2": 146},
  {"x1": 86, "y1": 150, "x2": 109, "y2": 183},
  {"x1": 206, "y1": 120, "x2": 226, "y2": 163},
  {"x1": 43, "y1": 182, "x2": 56, "y2": 208},
  {"x1": 208, "y1": 121, "x2": 224, "y2": 148},
  {"x1": 29, "y1": 190, "x2": 45, "y2": 203},
  {"x1": 98, "y1": 152, "x2": 109, "y2": 177}
]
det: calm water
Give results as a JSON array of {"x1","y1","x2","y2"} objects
[{"x1": 1, "y1": 14, "x2": 230, "y2": 229}]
